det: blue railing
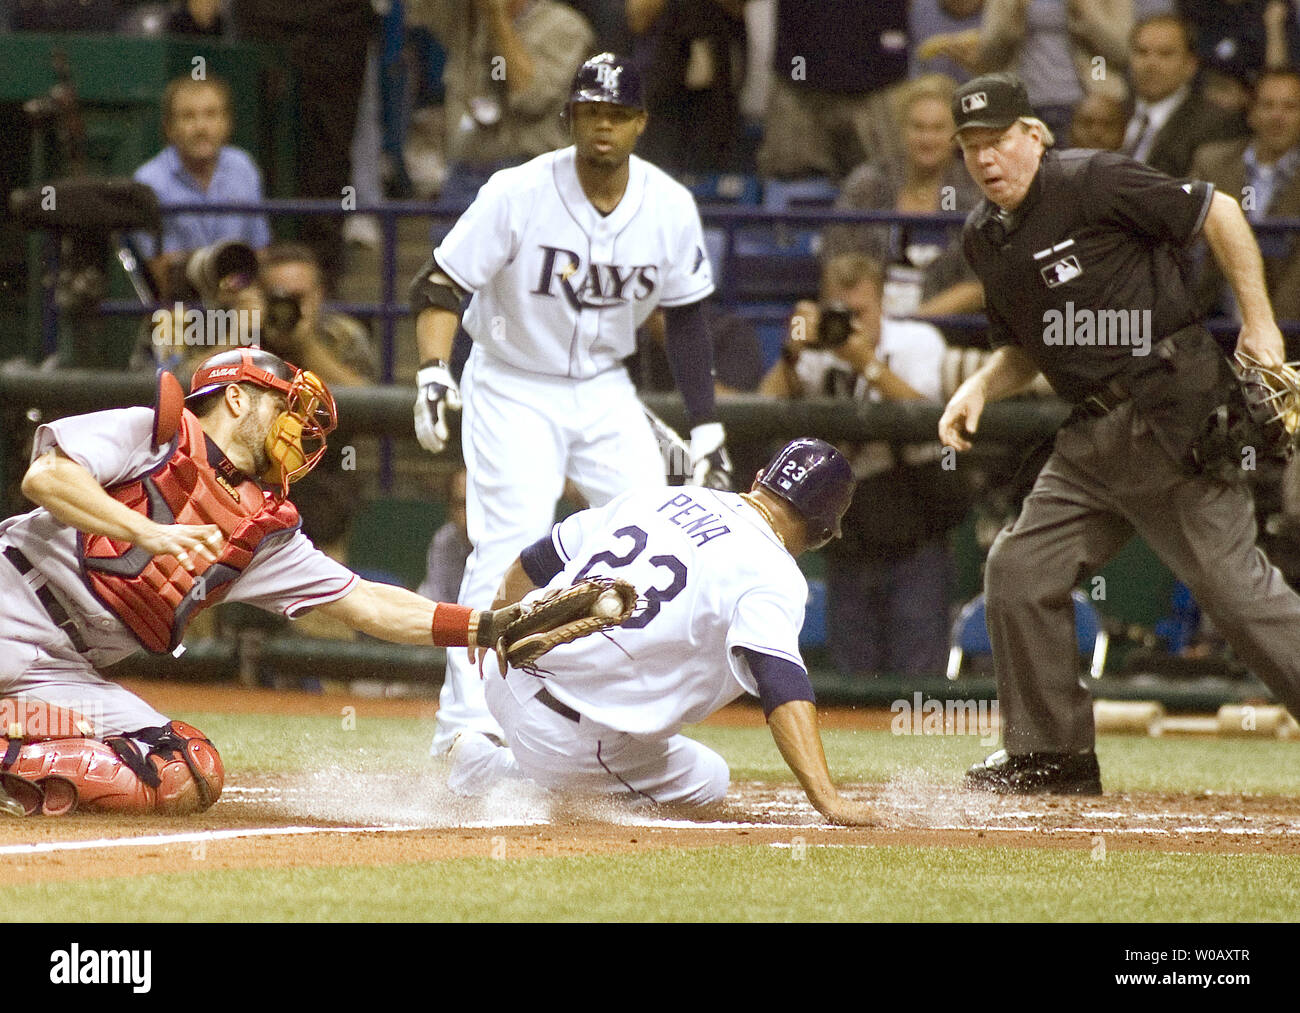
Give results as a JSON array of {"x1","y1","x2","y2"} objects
[{"x1": 80, "y1": 199, "x2": 1300, "y2": 364}]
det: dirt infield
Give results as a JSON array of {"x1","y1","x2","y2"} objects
[{"x1": 1, "y1": 679, "x2": 1298, "y2": 887}]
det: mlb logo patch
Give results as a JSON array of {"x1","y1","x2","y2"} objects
[
  {"x1": 961, "y1": 92, "x2": 988, "y2": 113},
  {"x1": 1041, "y1": 255, "x2": 1083, "y2": 287}
]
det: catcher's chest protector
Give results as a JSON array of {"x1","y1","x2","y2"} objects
[{"x1": 80, "y1": 409, "x2": 300, "y2": 653}]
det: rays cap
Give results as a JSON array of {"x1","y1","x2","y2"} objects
[{"x1": 952, "y1": 73, "x2": 1035, "y2": 136}]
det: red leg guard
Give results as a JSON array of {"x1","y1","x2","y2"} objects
[{"x1": 0, "y1": 720, "x2": 224, "y2": 816}]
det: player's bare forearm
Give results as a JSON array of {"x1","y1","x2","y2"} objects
[
  {"x1": 626, "y1": 0, "x2": 668, "y2": 34},
  {"x1": 22, "y1": 449, "x2": 222, "y2": 568},
  {"x1": 415, "y1": 306, "x2": 461, "y2": 364},
  {"x1": 24, "y1": 450, "x2": 166, "y2": 544},
  {"x1": 766, "y1": 701, "x2": 874, "y2": 826},
  {"x1": 914, "y1": 279, "x2": 984, "y2": 318},
  {"x1": 318, "y1": 579, "x2": 470, "y2": 645},
  {"x1": 492, "y1": 556, "x2": 539, "y2": 610}
]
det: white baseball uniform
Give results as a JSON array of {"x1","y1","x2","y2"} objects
[
  {"x1": 430, "y1": 144, "x2": 716, "y2": 751},
  {"x1": 0, "y1": 407, "x2": 358, "y2": 735},
  {"x1": 451, "y1": 484, "x2": 809, "y2": 806}
]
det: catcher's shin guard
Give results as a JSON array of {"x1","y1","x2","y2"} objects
[{"x1": 0, "y1": 720, "x2": 224, "y2": 816}]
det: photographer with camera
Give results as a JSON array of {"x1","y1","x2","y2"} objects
[
  {"x1": 133, "y1": 76, "x2": 270, "y2": 300},
  {"x1": 760, "y1": 252, "x2": 971, "y2": 677},
  {"x1": 257, "y1": 242, "x2": 378, "y2": 389}
]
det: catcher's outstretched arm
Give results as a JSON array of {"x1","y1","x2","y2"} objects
[{"x1": 315, "y1": 578, "x2": 515, "y2": 647}]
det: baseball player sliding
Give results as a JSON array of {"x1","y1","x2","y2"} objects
[
  {"x1": 0, "y1": 348, "x2": 595, "y2": 818},
  {"x1": 411, "y1": 52, "x2": 734, "y2": 754},
  {"x1": 446, "y1": 438, "x2": 877, "y2": 827}
]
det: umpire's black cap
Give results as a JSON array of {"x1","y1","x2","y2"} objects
[
  {"x1": 952, "y1": 73, "x2": 1035, "y2": 135},
  {"x1": 569, "y1": 52, "x2": 644, "y2": 111}
]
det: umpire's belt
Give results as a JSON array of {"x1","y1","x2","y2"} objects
[
  {"x1": 2, "y1": 545, "x2": 89, "y2": 654},
  {"x1": 533, "y1": 686, "x2": 580, "y2": 723},
  {"x1": 1074, "y1": 376, "x2": 1134, "y2": 420}
]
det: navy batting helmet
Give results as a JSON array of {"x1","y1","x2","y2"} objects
[
  {"x1": 757, "y1": 438, "x2": 856, "y2": 547},
  {"x1": 569, "y1": 52, "x2": 644, "y2": 111}
]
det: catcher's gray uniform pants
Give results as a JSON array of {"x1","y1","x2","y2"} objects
[
  {"x1": 985, "y1": 401, "x2": 1300, "y2": 753},
  {"x1": 0, "y1": 551, "x2": 169, "y2": 736}
]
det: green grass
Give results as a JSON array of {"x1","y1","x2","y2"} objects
[
  {"x1": 6, "y1": 846, "x2": 1300, "y2": 921},
  {"x1": 12, "y1": 709, "x2": 1296, "y2": 922},
  {"x1": 181, "y1": 709, "x2": 1300, "y2": 796}
]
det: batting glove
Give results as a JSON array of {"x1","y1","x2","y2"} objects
[
  {"x1": 414, "y1": 360, "x2": 462, "y2": 454},
  {"x1": 688, "y1": 422, "x2": 734, "y2": 491}
]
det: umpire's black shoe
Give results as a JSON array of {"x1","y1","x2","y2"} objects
[{"x1": 964, "y1": 749, "x2": 1102, "y2": 796}]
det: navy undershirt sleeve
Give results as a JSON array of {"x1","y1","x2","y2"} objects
[
  {"x1": 663, "y1": 301, "x2": 718, "y2": 428},
  {"x1": 520, "y1": 532, "x2": 564, "y2": 587},
  {"x1": 739, "y1": 647, "x2": 816, "y2": 717}
]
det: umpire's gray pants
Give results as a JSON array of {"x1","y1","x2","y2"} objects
[{"x1": 985, "y1": 401, "x2": 1300, "y2": 753}]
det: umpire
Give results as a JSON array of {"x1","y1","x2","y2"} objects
[{"x1": 939, "y1": 72, "x2": 1300, "y2": 794}]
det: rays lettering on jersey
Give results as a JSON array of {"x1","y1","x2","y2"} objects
[
  {"x1": 658, "y1": 492, "x2": 731, "y2": 546},
  {"x1": 532, "y1": 245, "x2": 659, "y2": 310}
]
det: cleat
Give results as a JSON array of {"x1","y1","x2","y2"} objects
[{"x1": 964, "y1": 748, "x2": 1102, "y2": 795}]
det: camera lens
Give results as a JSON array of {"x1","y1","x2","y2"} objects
[{"x1": 816, "y1": 304, "x2": 854, "y2": 348}]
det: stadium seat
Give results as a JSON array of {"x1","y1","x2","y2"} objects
[{"x1": 946, "y1": 589, "x2": 1109, "y2": 680}]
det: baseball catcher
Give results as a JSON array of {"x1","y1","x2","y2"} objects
[{"x1": 0, "y1": 348, "x2": 620, "y2": 817}]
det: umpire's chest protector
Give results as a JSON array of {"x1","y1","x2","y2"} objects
[{"x1": 79, "y1": 399, "x2": 299, "y2": 654}]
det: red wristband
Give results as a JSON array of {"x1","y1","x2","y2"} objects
[{"x1": 431, "y1": 603, "x2": 475, "y2": 647}]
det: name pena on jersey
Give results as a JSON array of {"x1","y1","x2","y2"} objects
[
  {"x1": 50, "y1": 944, "x2": 151, "y2": 993},
  {"x1": 532, "y1": 245, "x2": 658, "y2": 310},
  {"x1": 658, "y1": 493, "x2": 730, "y2": 546}
]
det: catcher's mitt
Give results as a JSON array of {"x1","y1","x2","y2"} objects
[
  {"x1": 1191, "y1": 352, "x2": 1300, "y2": 480},
  {"x1": 480, "y1": 577, "x2": 639, "y2": 672}
]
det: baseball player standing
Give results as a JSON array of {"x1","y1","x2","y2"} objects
[
  {"x1": 0, "y1": 349, "x2": 545, "y2": 817},
  {"x1": 446, "y1": 438, "x2": 876, "y2": 826},
  {"x1": 939, "y1": 72, "x2": 1300, "y2": 794},
  {"x1": 410, "y1": 52, "x2": 733, "y2": 753}
]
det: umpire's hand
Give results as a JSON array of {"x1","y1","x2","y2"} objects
[
  {"x1": 414, "y1": 360, "x2": 462, "y2": 454},
  {"x1": 939, "y1": 385, "x2": 985, "y2": 452}
]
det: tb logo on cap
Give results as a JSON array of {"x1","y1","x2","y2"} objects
[
  {"x1": 595, "y1": 63, "x2": 622, "y2": 89},
  {"x1": 961, "y1": 92, "x2": 989, "y2": 113}
]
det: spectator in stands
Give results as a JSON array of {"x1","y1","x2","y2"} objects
[
  {"x1": 230, "y1": 0, "x2": 374, "y2": 290},
  {"x1": 1192, "y1": 68, "x2": 1300, "y2": 326},
  {"x1": 628, "y1": 0, "x2": 750, "y2": 173},
  {"x1": 1202, "y1": 57, "x2": 1257, "y2": 126},
  {"x1": 823, "y1": 76, "x2": 983, "y2": 322},
  {"x1": 1123, "y1": 13, "x2": 1243, "y2": 176},
  {"x1": 419, "y1": 468, "x2": 472, "y2": 604},
  {"x1": 757, "y1": 0, "x2": 910, "y2": 180},
  {"x1": 759, "y1": 253, "x2": 970, "y2": 677},
  {"x1": 1068, "y1": 91, "x2": 1129, "y2": 149},
  {"x1": 569, "y1": 0, "x2": 634, "y2": 51},
  {"x1": 165, "y1": 0, "x2": 227, "y2": 35},
  {"x1": 257, "y1": 241, "x2": 379, "y2": 388},
  {"x1": 912, "y1": 0, "x2": 985, "y2": 85},
  {"x1": 1179, "y1": 0, "x2": 1300, "y2": 74},
  {"x1": 406, "y1": 0, "x2": 594, "y2": 207},
  {"x1": 133, "y1": 76, "x2": 270, "y2": 299},
  {"x1": 919, "y1": 0, "x2": 1133, "y2": 139}
]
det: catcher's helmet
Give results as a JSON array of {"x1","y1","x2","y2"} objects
[
  {"x1": 568, "y1": 52, "x2": 644, "y2": 111},
  {"x1": 187, "y1": 348, "x2": 297, "y2": 401},
  {"x1": 757, "y1": 438, "x2": 856, "y2": 546}
]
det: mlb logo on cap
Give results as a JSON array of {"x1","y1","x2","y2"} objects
[{"x1": 952, "y1": 73, "x2": 1035, "y2": 135}]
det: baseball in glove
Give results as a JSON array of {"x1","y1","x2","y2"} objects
[
  {"x1": 475, "y1": 576, "x2": 639, "y2": 673},
  {"x1": 1192, "y1": 352, "x2": 1300, "y2": 481}
]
